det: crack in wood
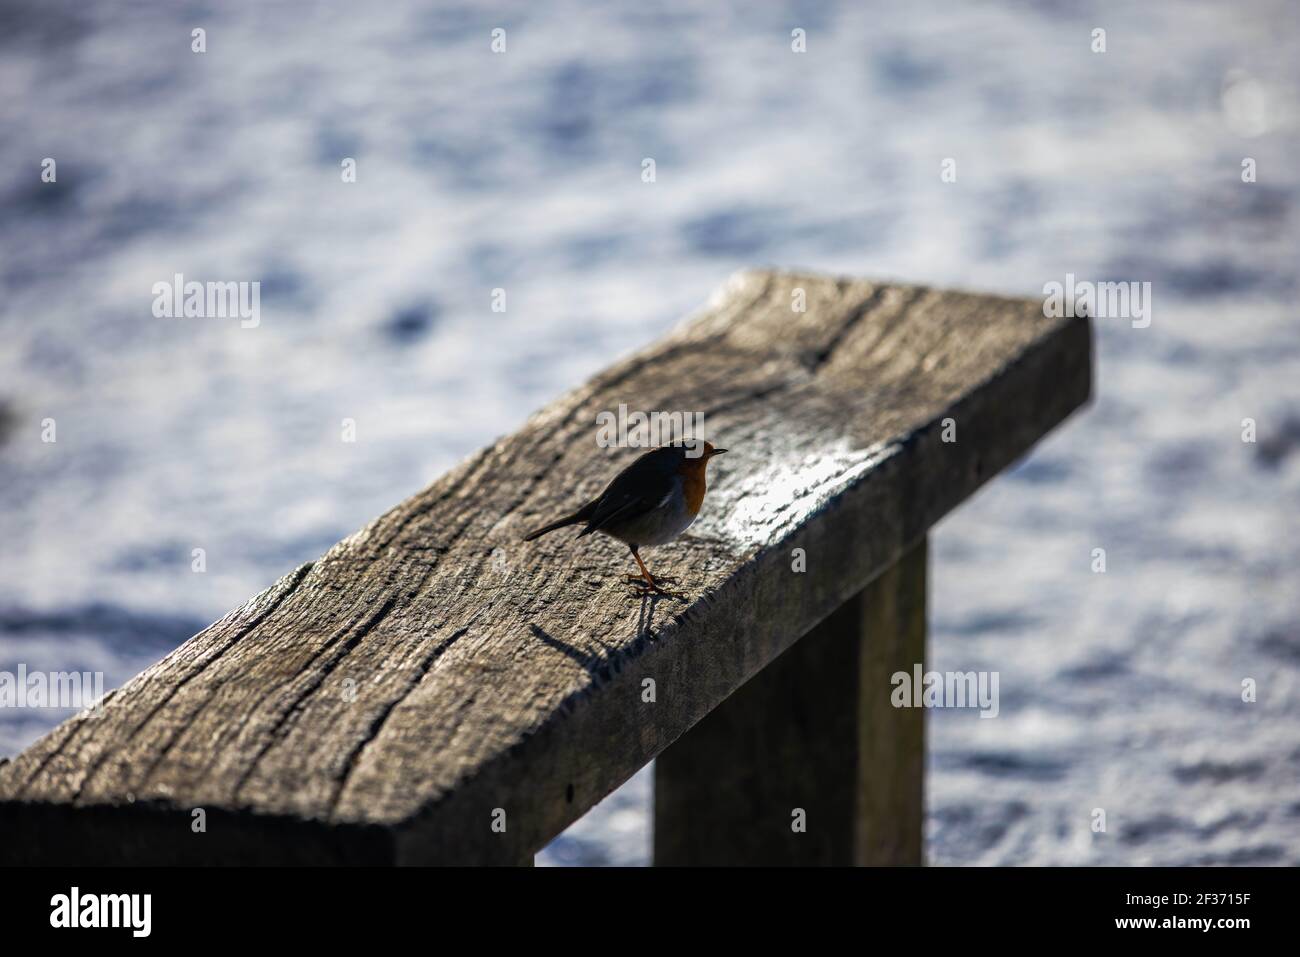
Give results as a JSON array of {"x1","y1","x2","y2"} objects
[
  {"x1": 25, "y1": 561, "x2": 316, "y2": 802},
  {"x1": 327, "y1": 621, "x2": 476, "y2": 818},
  {"x1": 230, "y1": 592, "x2": 404, "y2": 805}
]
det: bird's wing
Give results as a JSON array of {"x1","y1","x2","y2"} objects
[{"x1": 578, "y1": 469, "x2": 676, "y2": 538}]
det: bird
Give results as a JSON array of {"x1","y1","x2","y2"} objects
[{"x1": 522, "y1": 440, "x2": 727, "y2": 598}]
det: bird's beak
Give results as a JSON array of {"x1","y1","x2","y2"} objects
[{"x1": 710, "y1": 448, "x2": 727, "y2": 456}]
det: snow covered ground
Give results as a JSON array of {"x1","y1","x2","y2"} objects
[{"x1": 1, "y1": 0, "x2": 1297, "y2": 865}]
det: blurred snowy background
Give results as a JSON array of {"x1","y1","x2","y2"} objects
[{"x1": 1, "y1": 0, "x2": 1297, "y2": 864}]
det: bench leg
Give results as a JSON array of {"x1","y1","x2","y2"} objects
[{"x1": 653, "y1": 538, "x2": 927, "y2": 866}]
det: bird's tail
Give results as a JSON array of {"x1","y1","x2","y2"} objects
[{"x1": 522, "y1": 505, "x2": 592, "y2": 542}]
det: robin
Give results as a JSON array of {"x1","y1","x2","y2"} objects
[{"x1": 522, "y1": 440, "x2": 727, "y2": 598}]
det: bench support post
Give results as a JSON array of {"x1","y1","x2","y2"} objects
[{"x1": 653, "y1": 537, "x2": 927, "y2": 866}]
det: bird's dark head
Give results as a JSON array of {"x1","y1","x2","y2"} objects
[{"x1": 674, "y1": 439, "x2": 726, "y2": 473}]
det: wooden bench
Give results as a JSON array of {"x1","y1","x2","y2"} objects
[{"x1": 0, "y1": 270, "x2": 1092, "y2": 865}]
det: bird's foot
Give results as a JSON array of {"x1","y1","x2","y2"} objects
[
  {"x1": 625, "y1": 574, "x2": 679, "y2": 586},
  {"x1": 624, "y1": 576, "x2": 687, "y2": 601}
]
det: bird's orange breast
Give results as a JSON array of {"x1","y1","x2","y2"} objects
[{"x1": 680, "y1": 464, "x2": 707, "y2": 516}]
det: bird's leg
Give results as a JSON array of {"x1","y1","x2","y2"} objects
[
  {"x1": 629, "y1": 546, "x2": 655, "y2": 586},
  {"x1": 625, "y1": 546, "x2": 683, "y2": 598}
]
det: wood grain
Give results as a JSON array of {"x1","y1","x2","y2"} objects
[{"x1": 0, "y1": 271, "x2": 1091, "y2": 864}]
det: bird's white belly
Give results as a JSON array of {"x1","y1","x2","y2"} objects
[{"x1": 639, "y1": 495, "x2": 696, "y2": 546}]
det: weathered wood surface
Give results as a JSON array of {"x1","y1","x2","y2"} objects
[
  {"x1": 654, "y1": 538, "x2": 927, "y2": 866},
  {"x1": 0, "y1": 270, "x2": 1091, "y2": 864}
]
